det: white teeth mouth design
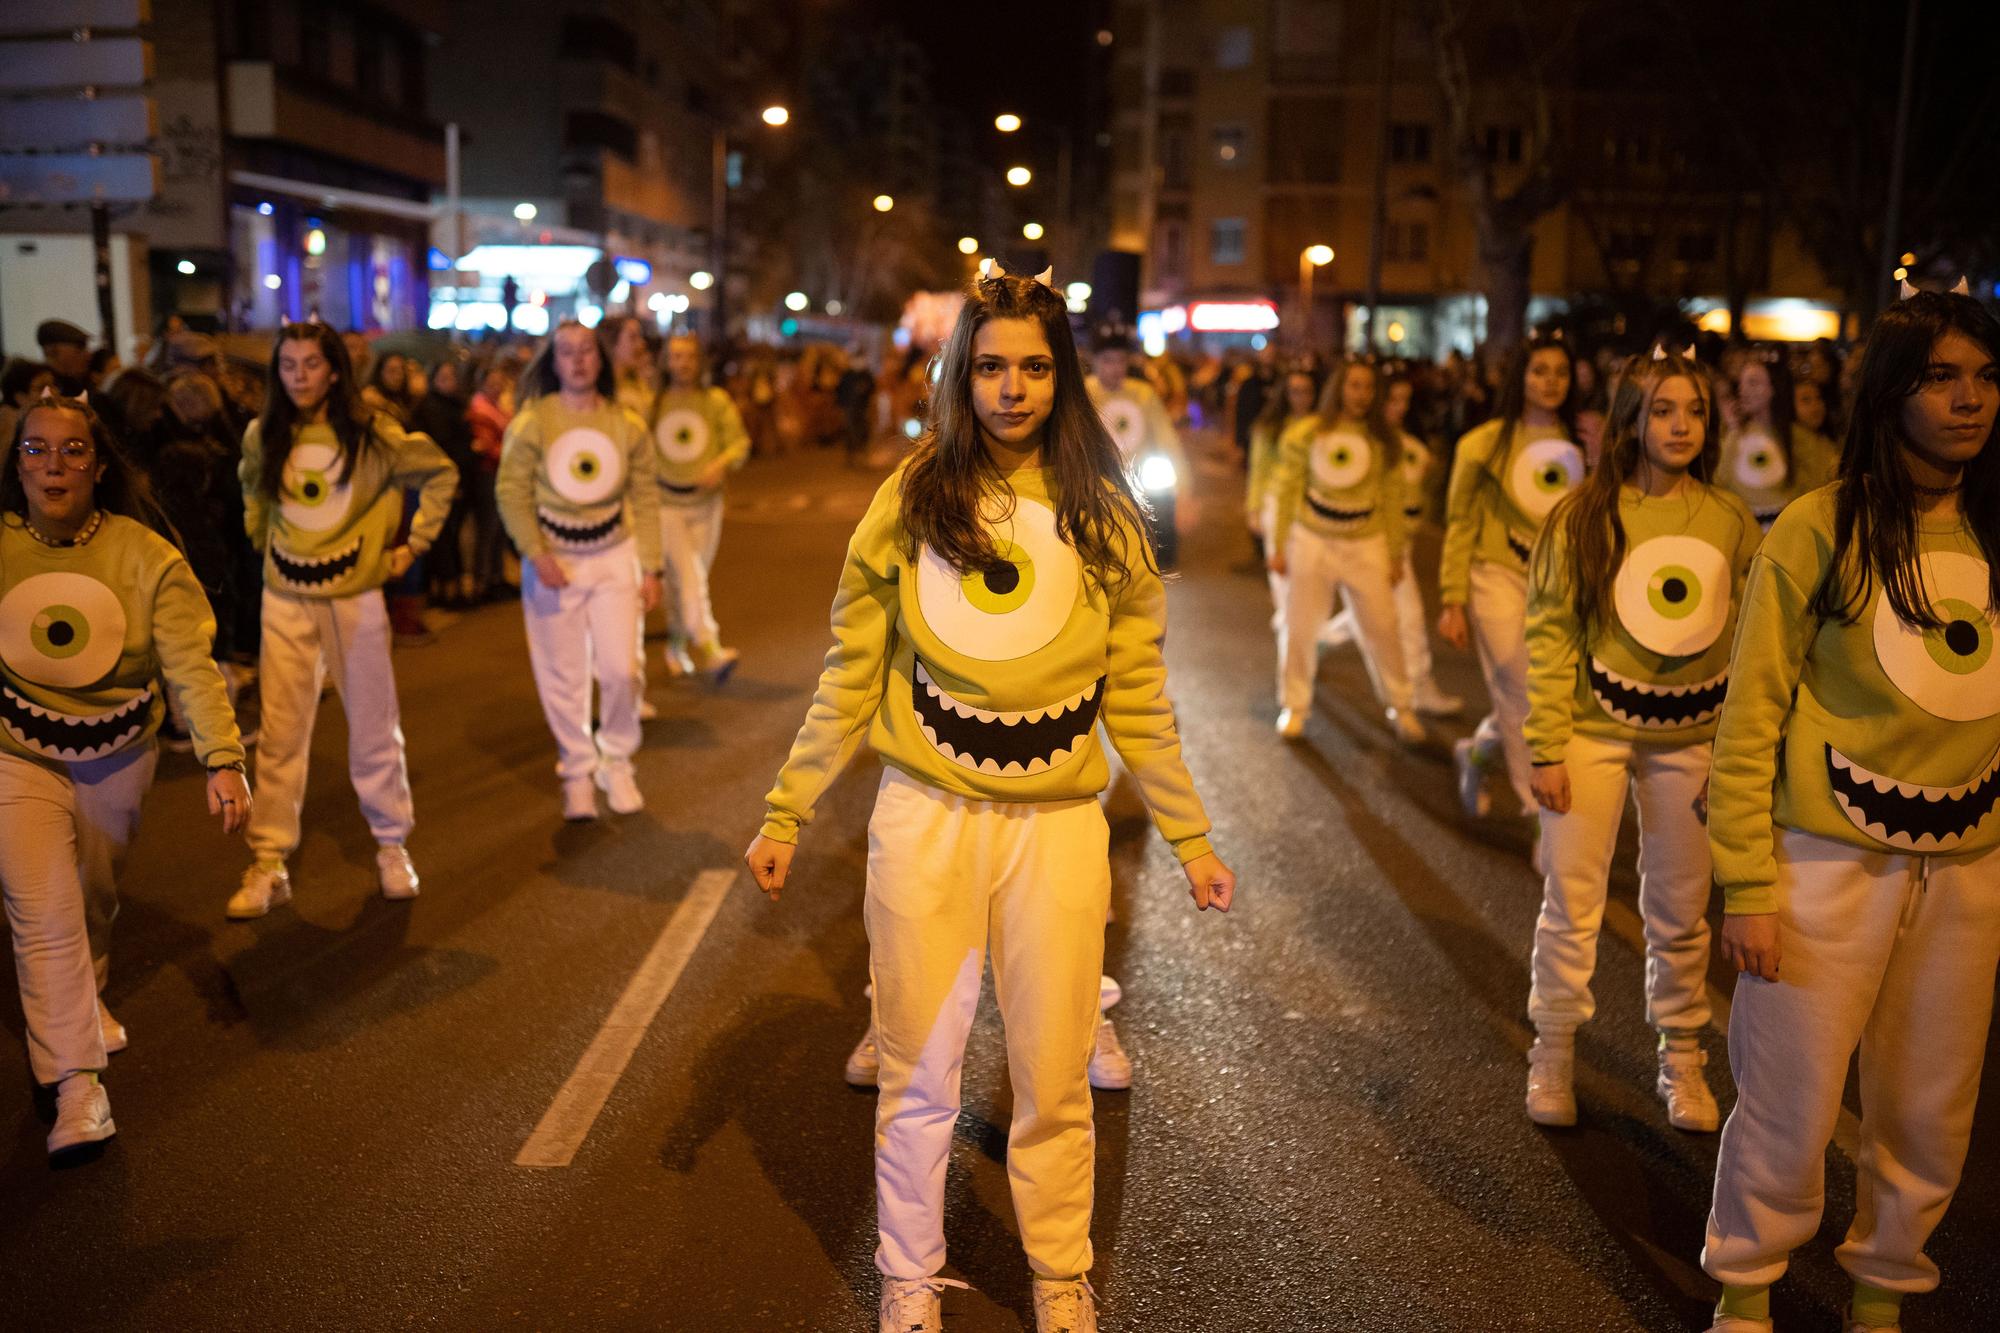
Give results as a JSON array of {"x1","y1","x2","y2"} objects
[
  {"x1": 271, "y1": 535, "x2": 363, "y2": 588},
  {"x1": 0, "y1": 682, "x2": 153, "y2": 761},
  {"x1": 1506, "y1": 529, "x2": 1533, "y2": 563},
  {"x1": 1753, "y1": 505, "x2": 1783, "y2": 530},
  {"x1": 1306, "y1": 496, "x2": 1373, "y2": 524},
  {"x1": 1827, "y1": 743, "x2": 2000, "y2": 853},
  {"x1": 1587, "y1": 658, "x2": 1728, "y2": 729},
  {"x1": 537, "y1": 503, "x2": 623, "y2": 549},
  {"x1": 912, "y1": 659, "x2": 1104, "y2": 777}
]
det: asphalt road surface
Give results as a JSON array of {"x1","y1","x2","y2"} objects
[{"x1": 5, "y1": 436, "x2": 1997, "y2": 1332}]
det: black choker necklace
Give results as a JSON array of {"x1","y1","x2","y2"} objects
[{"x1": 1912, "y1": 478, "x2": 1963, "y2": 497}]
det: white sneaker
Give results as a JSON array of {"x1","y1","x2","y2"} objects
[
  {"x1": 878, "y1": 1276, "x2": 968, "y2": 1333},
  {"x1": 226, "y1": 862, "x2": 292, "y2": 919},
  {"x1": 1657, "y1": 1044, "x2": 1721, "y2": 1132},
  {"x1": 1525, "y1": 1040, "x2": 1577, "y2": 1126},
  {"x1": 662, "y1": 638, "x2": 695, "y2": 679},
  {"x1": 1032, "y1": 1276, "x2": 1098, "y2": 1333},
  {"x1": 1275, "y1": 708, "x2": 1306, "y2": 740},
  {"x1": 1087, "y1": 1014, "x2": 1132, "y2": 1090},
  {"x1": 376, "y1": 844, "x2": 420, "y2": 900},
  {"x1": 48, "y1": 1074, "x2": 115, "y2": 1155},
  {"x1": 596, "y1": 763, "x2": 645, "y2": 814},
  {"x1": 1453, "y1": 738, "x2": 1493, "y2": 817},
  {"x1": 98, "y1": 999, "x2": 127, "y2": 1055},
  {"x1": 845, "y1": 1022, "x2": 880, "y2": 1087},
  {"x1": 562, "y1": 777, "x2": 598, "y2": 822},
  {"x1": 638, "y1": 697, "x2": 660, "y2": 721},
  {"x1": 1388, "y1": 707, "x2": 1426, "y2": 745},
  {"x1": 1412, "y1": 681, "x2": 1465, "y2": 716}
]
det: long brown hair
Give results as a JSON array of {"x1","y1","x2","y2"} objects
[
  {"x1": 254, "y1": 322, "x2": 378, "y2": 499},
  {"x1": 1254, "y1": 366, "x2": 1319, "y2": 436},
  {"x1": 1485, "y1": 331, "x2": 1578, "y2": 471},
  {"x1": 520, "y1": 321, "x2": 617, "y2": 402},
  {"x1": 1811, "y1": 290, "x2": 2000, "y2": 627},
  {"x1": 1534, "y1": 352, "x2": 1724, "y2": 644},
  {"x1": 899, "y1": 271, "x2": 1151, "y2": 589}
]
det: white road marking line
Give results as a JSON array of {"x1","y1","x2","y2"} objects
[
  {"x1": 1601, "y1": 897, "x2": 1863, "y2": 1158},
  {"x1": 515, "y1": 868, "x2": 735, "y2": 1168}
]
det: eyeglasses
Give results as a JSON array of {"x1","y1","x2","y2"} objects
[{"x1": 17, "y1": 438, "x2": 96, "y2": 469}]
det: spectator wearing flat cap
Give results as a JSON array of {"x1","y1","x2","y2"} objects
[{"x1": 34, "y1": 320, "x2": 93, "y2": 397}]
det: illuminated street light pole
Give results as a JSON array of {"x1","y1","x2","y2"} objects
[
  {"x1": 1299, "y1": 245, "x2": 1333, "y2": 347},
  {"x1": 710, "y1": 104, "x2": 790, "y2": 350}
]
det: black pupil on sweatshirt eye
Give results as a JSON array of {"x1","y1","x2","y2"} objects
[
  {"x1": 984, "y1": 564, "x2": 1020, "y2": 596},
  {"x1": 47, "y1": 620, "x2": 75, "y2": 647},
  {"x1": 1946, "y1": 620, "x2": 1979, "y2": 657},
  {"x1": 304, "y1": 481, "x2": 321, "y2": 499},
  {"x1": 1661, "y1": 578, "x2": 1688, "y2": 605}
]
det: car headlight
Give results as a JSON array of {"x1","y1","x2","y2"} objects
[{"x1": 1137, "y1": 453, "x2": 1177, "y2": 492}]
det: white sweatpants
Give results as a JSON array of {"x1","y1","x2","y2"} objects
[
  {"x1": 1276, "y1": 527, "x2": 1412, "y2": 717},
  {"x1": 523, "y1": 539, "x2": 643, "y2": 781},
  {"x1": 0, "y1": 744, "x2": 155, "y2": 1084},
  {"x1": 1327, "y1": 549, "x2": 1437, "y2": 693},
  {"x1": 249, "y1": 587, "x2": 414, "y2": 861},
  {"x1": 659, "y1": 494, "x2": 723, "y2": 647},
  {"x1": 1528, "y1": 734, "x2": 1713, "y2": 1034},
  {"x1": 1704, "y1": 830, "x2": 2000, "y2": 1293},
  {"x1": 1467, "y1": 561, "x2": 1536, "y2": 809},
  {"x1": 866, "y1": 768, "x2": 1111, "y2": 1281}
]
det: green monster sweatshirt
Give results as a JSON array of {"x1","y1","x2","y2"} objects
[
  {"x1": 1525, "y1": 483, "x2": 1761, "y2": 763},
  {"x1": 1438, "y1": 418, "x2": 1585, "y2": 604},
  {"x1": 1716, "y1": 422, "x2": 1841, "y2": 528},
  {"x1": 240, "y1": 415, "x2": 458, "y2": 598},
  {"x1": 1087, "y1": 375, "x2": 1190, "y2": 486},
  {"x1": 649, "y1": 384, "x2": 750, "y2": 505},
  {"x1": 496, "y1": 394, "x2": 663, "y2": 571},
  {"x1": 761, "y1": 464, "x2": 1214, "y2": 863},
  {"x1": 1708, "y1": 486, "x2": 2000, "y2": 912},
  {"x1": 0, "y1": 513, "x2": 243, "y2": 770},
  {"x1": 1268, "y1": 414, "x2": 1409, "y2": 560}
]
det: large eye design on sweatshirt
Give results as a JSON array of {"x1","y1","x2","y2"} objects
[
  {"x1": 1507, "y1": 439, "x2": 1585, "y2": 521},
  {"x1": 279, "y1": 442, "x2": 354, "y2": 533},
  {"x1": 1612, "y1": 535, "x2": 1732, "y2": 658},
  {"x1": 1873, "y1": 552, "x2": 2000, "y2": 721},
  {"x1": 544, "y1": 427, "x2": 625, "y2": 505},
  {"x1": 1310, "y1": 431, "x2": 1374, "y2": 491},
  {"x1": 1399, "y1": 441, "x2": 1428, "y2": 490},
  {"x1": 654, "y1": 409, "x2": 710, "y2": 465},
  {"x1": 1099, "y1": 400, "x2": 1144, "y2": 458},
  {"x1": 0, "y1": 573, "x2": 127, "y2": 689},
  {"x1": 1733, "y1": 432, "x2": 1789, "y2": 490},
  {"x1": 915, "y1": 497, "x2": 1080, "y2": 662}
]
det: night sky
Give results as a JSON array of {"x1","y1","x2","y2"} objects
[{"x1": 882, "y1": 0, "x2": 1106, "y2": 138}]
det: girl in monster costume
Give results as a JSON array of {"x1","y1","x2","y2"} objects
[
  {"x1": 1701, "y1": 289, "x2": 2000, "y2": 1333},
  {"x1": 1323, "y1": 371, "x2": 1464, "y2": 717},
  {"x1": 605, "y1": 315, "x2": 659, "y2": 423},
  {"x1": 1266, "y1": 356, "x2": 1426, "y2": 744},
  {"x1": 499, "y1": 322, "x2": 663, "y2": 822},
  {"x1": 1716, "y1": 353, "x2": 1841, "y2": 531},
  {"x1": 1520, "y1": 351, "x2": 1759, "y2": 1133},
  {"x1": 1438, "y1": 332, "x2": 1585, "y2": 819},
  {"x1": 1245, "y1": 366, "x2": 1320, "y2": 617},
  {"x1": 228, "y1": 324, "x2": 456, "y2": 919},
  {"x1": 2, "y1": 397, "x2": 250, "y2": 1155},
  {"x1": 744, "y1": 269, "x2": 1235, "y2": 1333},
  {"x1": 648, "y1": 333, "x2": 748, "y2": 683}
]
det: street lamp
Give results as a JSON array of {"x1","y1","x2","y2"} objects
[
  {"x1": 712, "y1": 103, "x2": 790, "y2": 348},
  {"x1": 689, "y1": 270, "x2": 714, "y2": 290},
  {"x1": 1023, "y1": 221, "x2": 1045, "y2": 240},
  {"x1": 957, "y1": 236, "x2": 979, "y2": 255},
  {"x1": 785, "y1": 291, "x2": 810, "y2": 312},
  {"x1": 513, "y1": 202, "x2": 537, "y2": 222},
  {"x1": 1299, "y1": 245, "x2": 1334, "y2": 346},
  {"x1": 873, "y1": 194, "x2": 895, "y2": 213},
  {"x1": 995, "y1": 113, "x2": 1021, "y2": 133},
  {"x1": 1006, "y1": 166, "x2": 1033, "y2": 187}
]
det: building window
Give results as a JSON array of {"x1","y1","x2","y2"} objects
[
  {"x1": 1215, "y1": 26, "x2": 1253, "y2": 69},
  {"x1": 1484, "y1": 125, "x2": 1525, "y2": 165},
  {"x1": 1389, "y1": 123, "x2": 1432, "y2": 164},
  {"x1": 225, "y1": 0, "x2": 269, "y2": 60},
  {"x1": 1160, "y1": 222, "x2": 1187, "y2": 280},
  {"x1": 565, "y1": 111, "x2": 639, "y2": 162},
  {"x1": 1387, "y1": 221, "x2": 1430, "y2": 262},
  {"x1": 1213, "y1": 125, "x2": 1247, "y2": 167},
  {"x1": 1211, "y1": 218, "x2": 1247, "y2": 266},
  {"x1": 299, "y1": 8, "x2": 332, "y2": 78},
  {"x1": 1267, "y1": 97, "x2": 1340, "y2": 183},
  {"x1": 1161, "y1": 117, "x2": 1191, "y2": 191},
  {"x1": 559, "y1": 15, "x2": 639, "y2": 74},
  {"x1": 1160, "y1": 67, "x2": 1196, "y2": 98}
]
